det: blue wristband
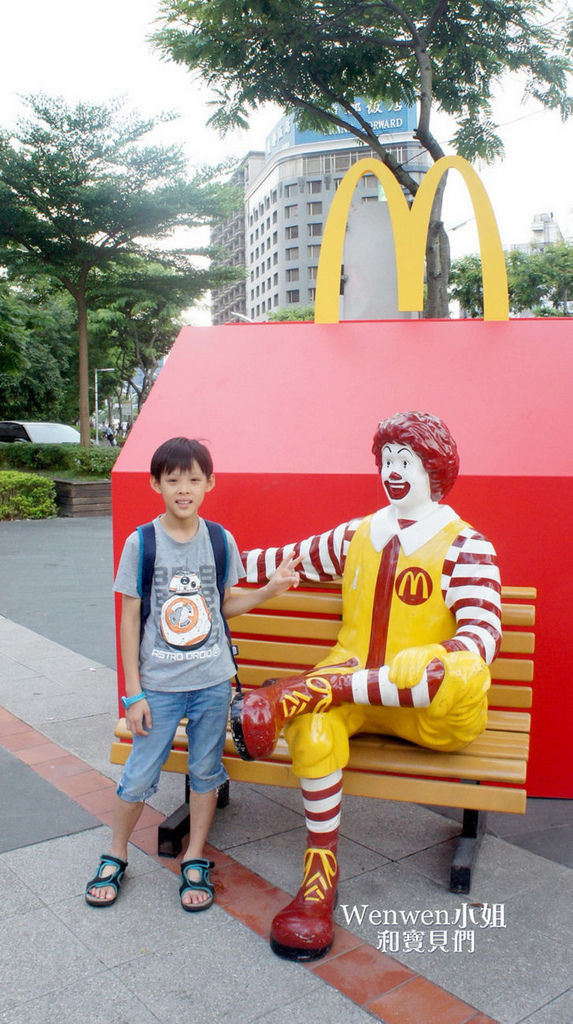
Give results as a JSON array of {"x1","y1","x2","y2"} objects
[{"x1": 121, "y1": 692, "x2": 146, "y2": 709}]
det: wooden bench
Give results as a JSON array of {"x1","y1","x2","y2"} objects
[{"x1": 110, "y1": 582, "x2": 535, "y2": 893}]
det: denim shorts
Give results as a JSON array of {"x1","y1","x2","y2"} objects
[{"x1": 117, "y1": 681, "x2": 231, "y2": 802}]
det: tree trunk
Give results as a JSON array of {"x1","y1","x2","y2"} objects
[
  {"x1": 423, "y1": 175, "x2": 450, "y2": 319},
  {"x1": 76, "y1": 288, "x2": 91, "y2": 447},
  {"x1": 424, "y1": 218, "x2": 450, "y2": 318}
]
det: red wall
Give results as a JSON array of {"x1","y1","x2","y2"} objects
[{"x1": 112, "y1": 319, "x2": 573, "y2": 797}]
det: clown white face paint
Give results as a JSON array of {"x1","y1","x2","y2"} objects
[{"x1": 381, "y1": 443, "x2": 435, "y2": 519}]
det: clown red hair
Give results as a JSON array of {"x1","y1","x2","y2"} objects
[{"x1": 372, "y1": 411, "x2": 459, "y2": 501}]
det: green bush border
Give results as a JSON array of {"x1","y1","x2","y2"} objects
[
  {"x1": 0, "y1": 470, "x2": 57, "y2": 520},
  {"x1": 0, "y1": 443, "x2": 119, "y2": 478}
]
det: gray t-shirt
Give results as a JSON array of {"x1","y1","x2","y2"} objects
[{"x1": 114, "y1": 516, "x2": 245, "y2": 692}]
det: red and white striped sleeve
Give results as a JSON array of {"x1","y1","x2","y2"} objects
[
  {"x1": 441, "y1": 527, "x2": 502, "y2": 666},
  {"x1": 243, "y1": 519, "x2": 361, "y2": 584}
]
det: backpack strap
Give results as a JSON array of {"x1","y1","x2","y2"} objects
[
  {"x1": 204, "y1": 520, "x2": 240, "y2": 677},
  {"x1": 204, "y1": 519, "x2": 229, "y2": 604},
  {"x1": 136, "y1": 521, "x2": 156, "y2": 639}
]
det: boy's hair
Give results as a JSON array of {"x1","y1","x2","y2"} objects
[
  {"x1": 372, "y1": 411, "x2": 459, "y2": 501},
  {"x1": 150, "y1": 437, "x2": 214, "y2": 480}
]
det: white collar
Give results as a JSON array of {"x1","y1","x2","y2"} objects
[{"x1": 369, "y1": 504, "x2": 460, "y2": 556}]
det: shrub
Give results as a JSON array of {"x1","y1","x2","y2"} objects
[
  {"x1": 0, "y1": 471, "x2": 57, "y2": 520},
  {"x1": 66, "y1": 446, "x2": 119, "y2": 477},
  {"x1": 0, "y1": 442, "x2": 119, "y2": 477}
]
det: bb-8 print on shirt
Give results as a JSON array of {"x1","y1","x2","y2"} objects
[{"x1": 160, "y1": 570, "x2": 212, "y2": 648}]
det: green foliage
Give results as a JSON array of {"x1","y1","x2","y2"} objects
[
  {"x1": 0, "y1": 95, "x2": 242, "y2": 443},
  {"x1": 450, "y1": 242, "x2": 573, "y2": 317},
  {"x1": 0, "y1": 443, "x2": 119, "y2": 478},
  {"x1": 268, "y1": 306, "x2": 315, "y2": 321},
  {"x1": 0, "y1": 470, "x2": 56, "y2": 520},
  {"x1": 155, "y1": 0, "x2": 573, "y2": 168}
]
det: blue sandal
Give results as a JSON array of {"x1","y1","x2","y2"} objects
[
  {"x1": 179, "y1": 858, "x2": 215, "y2": 912},
  {"x1": 85, "y1": 854, "x2": 128, "y2": 907}
]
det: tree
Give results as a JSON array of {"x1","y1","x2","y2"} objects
[
  {"x1": 88, "y1": 257, "x2": 228, "y2": 411},
  {"x1": 155, "y1": 0, "x2": 573, "y2": 316},
  {"x1": 0, "y1": 278, "x2": 76, "y2": 420},
  {"x1": 450, "y1": 243, "x2": 573, "y2": 317},
  {"x1": 0, "y1": 95, "x2": 241, "y2": 443}
]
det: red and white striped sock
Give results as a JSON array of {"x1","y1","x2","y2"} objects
[
  {"x1": 349, "y1": 659, "x2": 445, "y2": 708},
  {"x1": 301, "y1": 770, "x2": 343, "y2": 837}
]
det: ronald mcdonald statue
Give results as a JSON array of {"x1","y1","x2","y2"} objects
[{"x1": 231, "y1": 411, "x2": 502, "y2": 961}]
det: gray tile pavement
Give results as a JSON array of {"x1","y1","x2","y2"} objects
[{"x1": 1, "y1": 517, "x2": 572, "y2": 1024}]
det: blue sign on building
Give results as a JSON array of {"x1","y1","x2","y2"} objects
[{"x1": 266, "y1": 99, "x2": 417, "y2": 156}]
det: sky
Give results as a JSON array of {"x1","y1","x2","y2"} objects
[{"x1": 2, "y1": 0, "x2": 572, "y2": 298}]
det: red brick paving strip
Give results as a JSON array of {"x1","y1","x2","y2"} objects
[{"x1": 0, "y1": 706, "x2": 499, "y2": 1024}]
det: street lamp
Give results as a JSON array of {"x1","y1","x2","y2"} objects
[
  {"x1": 94, "y1": 368, "x2": 114, "y2": 445},
  {"x1": 230, "y1": 310, "x2": 254, "y2": 323}
]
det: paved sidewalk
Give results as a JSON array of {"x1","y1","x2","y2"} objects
[{"x1": 1, "y1": 614, "x2": 572, "y2": 1024}]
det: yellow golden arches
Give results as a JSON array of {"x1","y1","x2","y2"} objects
[{"x1": 314, "y1": 155, "x2": 509, "y2": 323}]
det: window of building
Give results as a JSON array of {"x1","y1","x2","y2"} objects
[
  {"x1": 286, "y1": 268, "x2": 299, "y2": 282},
  {"x1": 307, "y1": 201, "x2": 323, "y2": 215},
  {"x1": 308, "y1": 265, "x2": 318, "y2": 280},
  {"x1": 273, "y1": 273, "x2": 278, "y2": 285},
  {"x1": 285, "y1": 204, "x2": 298, "y2": 220},
  {"x1": 308, "y1": 287, "x2": 316, "y2": 301},
  {"x1": 285, "y1": 246, "x2": 299, "y2": 260},
  {"x1": 362, "y1": 174, "x2": 377, "y2": 189},
  {"x1": 308, "y1": 244, "x2": 321, "y2": 259},
  {"x1": 273, "y1": 210, "x2": 278, "y2": 223},
  {"x1": 308, "y1": 223, "x2": 323, "y2": 237},
  {"x1": 285, "y1": 225, "x2": 299, "y2": 239},
  {"x1": 305, "y1": 155, "x2": 321, "y2": 173},
  {"x1": 273, "y1": 231, "x2": 278, "y2": 243},
  {"x1": 273, "y1": 251, "x2": 278, "y2": 264},
  {"x1": 334, "y1": 153, "x2": 350, "y2": 171},
  {"x1": 274, "y1": 294, "x2": 279, "y2": 306},
  {"x1": 307, "y1": 180, "x2": 322, "y2": 194},
  {"x1": 286, "y1": 289, "x2": 300, "y2": 303},
  {"x1": 284, "y1": 183, "x2": 298, "y2": 197}
]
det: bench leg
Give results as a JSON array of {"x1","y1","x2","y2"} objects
[
  {"x1": 157, "y1": 777, "x2": 231, "y2": 858},
  {"x1": 449, "y1": 809, "x2": 487, "y2": 894}
]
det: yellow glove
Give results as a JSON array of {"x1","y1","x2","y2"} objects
[{"x1": 388, "y1": 644, "x2": 445, "y2": 689}]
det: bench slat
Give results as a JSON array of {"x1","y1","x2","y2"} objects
[
  {"x1": 488, "y1": 684, "x2": 532, "y2": 709},
  {"x1": 231, "y1": 611, "x2": 534, "y2": 654}
]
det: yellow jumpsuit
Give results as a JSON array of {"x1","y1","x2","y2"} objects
[{"x1": 285, "y1": 515, "x2": 493, "y2": 778}]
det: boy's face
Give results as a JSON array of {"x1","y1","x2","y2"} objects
[
  {"x1": 381, "y1": 442, "x2": 432, "y2": 516},
  {"x1": 150, "y1": 460, "x2": 214, "y2": 523}
]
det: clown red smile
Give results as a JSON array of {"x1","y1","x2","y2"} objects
[{"x1": 381, "y1": 442, "x2": 433, "y2": 516}]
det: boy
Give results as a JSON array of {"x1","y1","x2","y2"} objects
[{"x1": 86, "y1": 436, "x2": 299, "y2": 911}]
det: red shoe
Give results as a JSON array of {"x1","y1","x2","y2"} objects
[
  {"x1": 270, "y1": 847, "x2": 339, "y2": 961},
  {"x1": 230, "y1": 659, "x2": 358, "y2": 761}
]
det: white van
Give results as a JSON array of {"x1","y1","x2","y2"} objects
[{"x1": 0, "y1": 421, "x2": 81, "y2": 444}]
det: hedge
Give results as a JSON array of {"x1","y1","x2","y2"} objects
[
  {"x1": 0, "y1": 443, "x2": 119, "y2": 478},
  {"x1": 0, "y1": 471, "x2": 57, "y2": 520}
]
